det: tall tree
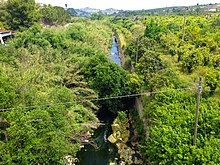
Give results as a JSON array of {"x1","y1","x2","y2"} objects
[
  {"x1": 41, "y1": 5, "x2": 71, "y2": 26},
  {"x1": 0, "y1": 2, "x2": 9, "y2": 29},
  {"x1": 6, "y1": 0, "x2": 41, "y2": 31}
]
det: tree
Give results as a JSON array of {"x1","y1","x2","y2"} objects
[
  {"x1": 144, "y1": 19, "x2": 165, "y2": 41},
  {"x1": 143, "y1": 91, "x2": 220, "y2": 164},
  {"x1": 212, "y1": 15, "x2": 220, "y2": 27},
  {"x1": 41, "y1": 5, "x2": 71, "y2": 26},
  {"x1": 0, "y1": 18, "x2": 114, "y2": 164},
  {"x1": 0, "y1": 86, "x2": 98, "y2": 164},
  {"x1": 67, "y1": 8, "x2": 77, "y2": 17},
  {"x1": 90, "y1": 13, "x2": 104, "y2": 20},
  {"x1": 81, "y1": 54, "x2": 140, "y2": 113},
  {"x1": 0, "y1": 74, "x2": 17, "y2": 109},
  {"x1": 182, "y1": 48, "x2": 205, "y2": 73},
  {"x1": 136, "y1": 50, "x2": 166, "y2": 79},
  {"x1": 205, "y1": 69, "x2": 220, "y2": 94},
  {"x1": 125, "y1": 37, "x2": 157, "y2": 63},
  {"x1": 0, "y1": 2, "x2": 9, "y2": 29},
  {"x1": 6, "y1": 0, "x2": 41, "y2": 31}
]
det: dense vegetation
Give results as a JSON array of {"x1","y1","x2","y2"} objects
[
  {"x1": 112, "y1": 14, "x2": 220, "y2": 164},
  {"x1": 1, "y1": 0, "x2": 220, "y2": 164},
  {"x1": 0, "y1": 0, "x2": 71, "y2": 31},
  {"x1": 0, "y1": 2, "x2": 138, "y2": 162}
]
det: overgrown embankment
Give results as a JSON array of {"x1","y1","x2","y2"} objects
[
  {"x1": 0, "y1": 18, "x2": 132, "y2": 164},
  {"x1": 113, "y1": 22, "x2": 148, "y2": 138},
  {"x1": 112, "y1": 15, "x2": 220, "y2": 164}
]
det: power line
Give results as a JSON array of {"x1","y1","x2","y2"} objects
[{"x1": 0, "y1": 87, "x2": 194, "y2": 112}]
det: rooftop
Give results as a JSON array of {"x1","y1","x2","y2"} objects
[{"x1": 0, "y1": 30, "x2": 11, "y2": 34}]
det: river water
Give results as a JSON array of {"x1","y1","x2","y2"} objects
[
  {"x1": 110, "y1": 37, "x2": 121, "y2": 66},
  {"x1": 76, "y1": 36, "x2": 121, "y2": 165}
]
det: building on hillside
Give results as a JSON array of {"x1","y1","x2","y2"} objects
[
  {"x1": 208, "y1": 8, "x2": 218, "y2": 12},
  {"x1": 203, "y1": 7, "x2": 218, "y2": 13},
  {"x1": 0, "y1": 30, "x2": 12, "y2": 46}
]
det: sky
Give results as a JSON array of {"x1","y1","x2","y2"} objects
[{"x1": 35, "y1": 0, "x2": 220, "y2": 10}]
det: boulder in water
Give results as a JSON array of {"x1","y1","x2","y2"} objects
[{"x1": 108, "y1": 134, "x2": 117, "y2": 143}]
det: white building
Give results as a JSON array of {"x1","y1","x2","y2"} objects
[{"x1": 0, "y1": 30, "x2": 12, "y2": 45}]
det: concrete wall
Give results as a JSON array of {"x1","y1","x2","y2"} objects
[{"x1": 113, "y1": 29, "x2": 149, "y2": 138}]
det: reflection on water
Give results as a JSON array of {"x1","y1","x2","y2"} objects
[
  {"x1": 76, "y1": 37, "x2": 121, "y2": 164},
  {"x1": 110, "y1": 37, "x2": 121, "y2": 66},
  {"x1": 76, "y1": 109, "x2": 118, "y2": 165}
]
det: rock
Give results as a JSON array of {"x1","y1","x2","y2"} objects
[
  {"x1": 112, "y1": 123, "x2": 119, "y2": 128},
  {"x1": 108, "y1": 134, "x2": 117, "y2": 143},
  {"x1": 109, "y1": 163, "x2": 116, "y2": 165}
]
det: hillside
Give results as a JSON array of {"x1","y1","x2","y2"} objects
[{"x1": 69, "y1": 3, "x2": 220, "y2": 17}]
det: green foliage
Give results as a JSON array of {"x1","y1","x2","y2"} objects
[
  {"x1": 194, "y1": 36, "x2": 218, "y2": 52},
  {"x1": 0, "y1": 3, "x2": 9, "y2": 29},
  {"x1": 81, "y1": 54, "x2": 139, "y2": 113},
  {"x1": 147, "y1": 68, "x2": 182, "y2": 91},
  {"x1": 211, "y1": 55, "x2": 220, "y2": 68},
  {"x1": 117, "y1": 111, "x2": 127, "y2": 124},
  {"x1": 184, "y1": 22, "x2": 201, "y2": 41},
  {"x1": 0, "y1": 19, "x2": 114, "y2": 164},
  {"x1": 205, "y1": 69, "x2": 220, "y2": 93},
  {"x1": 90, "y1": 13, "x2": 104, "y2": 20},
  {"x1": 135, "y1": 50, "x2": 180, "y2": 91},
  {"x1": 143, "y1": 91, "x2": 195, "y2": 164},
  {"x1": 41, "y1": 5, "x2": 71, "y2": 25},
  {"x1": 182, "y1": 47, "x2": 208, "y2": 73},
  {"x1": 160, "y1": 33, "x2": 179, "y2": 52},
  {"x1": 144, "y1": 19, "x2": 165, "y2": 41},
  {"x1": 5, "y1": 0, "x2": 41, "y2": 31},
  {"x1": 67, "y1": 8, "x2": 77, "y2": 17},
  {"x1": 113, "y1": 14, "x2": 220, "y2": 164},
  {"x1": 212, "y1": 15, "x2": 220, "y2": 27},
  {"x1": 0, "y1": 82, "x2": 99, "y2": 164},
  {"x1": 166, "y1": 22, "x2": 180, "y2": 33},
  {"x1": 0, "y1": 74, "x2": 17, "y2": 109},
  {"x1": 125, "y1": 37, "x2": 157, "y2": 62},
  {"x1": 136, "y1": 50, "x2": 166, "y2": 76},
  {"x1": 143, "y1": 91, "x2": 220, "y2": 164}
]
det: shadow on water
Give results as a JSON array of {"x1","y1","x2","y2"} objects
[
  {"x1": 76, "y1": 36, "x2": 121, "y2": 165},
  {"x1": 76, "y1": 109, "x2": 119, "y2": 165}
]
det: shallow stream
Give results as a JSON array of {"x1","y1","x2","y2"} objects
[{"x1": 76, "y1": 36, "x2": 121, "y2": 165}]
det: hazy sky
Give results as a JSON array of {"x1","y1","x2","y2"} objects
[{"x1": 35, "y1": 0, "x2": 220, "y2": 10}]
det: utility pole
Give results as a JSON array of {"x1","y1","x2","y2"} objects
[
  {"x1": 181, "y1": 16, "x2": 186, "y2": 41},
  {"x1": 136, "y1": 38, "x2": 139, "y2": 63},
  {"x1": 193, "y1": 77, "x2": 202, "y2": 145},
  {"x1": 181, "y1": 7, "x2": 188, "y2": 41}
]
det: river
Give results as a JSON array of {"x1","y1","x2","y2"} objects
[
  {"x1": 110, "y1": 37, "x2": 121, "y2": 66},
  {"x1": 76, "y1": 36, "x2": 121, "y2": 165}
]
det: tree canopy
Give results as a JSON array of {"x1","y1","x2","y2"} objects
[
  {"x1": 112, "y1": 14, "x2": 220, "y2": 164},
  {"x1": 0, "y1": 19, "x2": 114, "y2": 164},
  {"x1": 41, "y1": 5, "x2": 71, "y2": 26},
  {"x1": 5, "y1": 0, "x2": 41, "y2": 30}
]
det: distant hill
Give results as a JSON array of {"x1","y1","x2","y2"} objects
[
  {"x1": 69, "y1": 3, "x2": 220, "y2": 17},
  {"x1": 71, "y1": 7, "x2": 122, "y2": 17},
  {"x1": 125, "y1": 3, "x2": 220, "y2": 16}
]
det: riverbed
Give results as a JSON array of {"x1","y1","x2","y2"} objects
[{"x1": 76, "y1": 36, "x2": 121, "y2": 165}]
